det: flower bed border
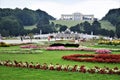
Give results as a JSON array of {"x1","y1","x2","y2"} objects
[{"x1": 0, "y1": 60, "x2": 120, "y2": 75}]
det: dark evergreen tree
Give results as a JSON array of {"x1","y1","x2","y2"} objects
[
  {"x1": 70, "y1": 24, "x2": 81, "y2": 33},
  {"x1": 102, "y1": 8, "x2": 120, "y2": 26},
  {"x1": 91, "y1": 20, "x2": 101, "y2": 35},
  {"x1": 37, "y1": 18, "x2": 54, "y2": 34},
  {"x1": 83, "y1": 21, "x2": 92, "y2": 34},
  {"x1": 0, "y1": 16, "x2": 24, "y2": 36},
  {"x1": 0, "y1": 8, "x2": 55, "y2": 36},
  {"x1": 116, "y1": 22, "x2": 120, "y2": 38},
  {"x1": 36, "y1": 9, "x2": 55, "y2": 20},
  {"x1": 15, "y1": 8, "x2": 38, "y2": 26},
  {"x1": 59, "y1": 25, "x2": 68, "y2": 32}
]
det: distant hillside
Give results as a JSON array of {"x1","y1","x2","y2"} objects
[
  {"x1": 50, "y1": 20, "x2": 115, "y2": 31},
  {"x1": 101, "y1": 8, "x2": 120, "y2": 38},
  {"x1": 102, "y1": 8, "x2": 120, "y2": 26}
]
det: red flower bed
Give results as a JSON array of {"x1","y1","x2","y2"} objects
[{"x1": 62, "y1": 54, "x2": 120, "y2": 63}]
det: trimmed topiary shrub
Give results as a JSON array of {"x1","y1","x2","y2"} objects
[
  {"x1": 50, "y1": 43, "x2": 64, "y2": 47},
  {"x1": 65, "y1": 43, "x2": 79, "y2": 47},
  {"x1": 50, "y1": 43, "x2": 79, "y2": 47}
]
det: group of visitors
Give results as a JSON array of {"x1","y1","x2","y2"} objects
[{"x1": 20, "y1": 36, "x2": 32, "y2": 42}]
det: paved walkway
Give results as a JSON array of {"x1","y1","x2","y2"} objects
[{"x1": 0, "y1": 39, "x2": 55, "y2": 44}]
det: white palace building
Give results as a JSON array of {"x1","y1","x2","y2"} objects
[{"x1": 60, "y1": 12, "x2": 94, "y2": 21}]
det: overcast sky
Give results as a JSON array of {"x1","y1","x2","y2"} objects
[{"x1": 0, "y1": 0, "x2": 120, "y2": 19}]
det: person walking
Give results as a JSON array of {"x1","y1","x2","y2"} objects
[{"x1": 20, "y1": 36, "x2": 23, "y2": 41}]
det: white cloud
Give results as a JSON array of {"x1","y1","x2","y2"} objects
[{"x1": 0, "y1": 0, "x2": 31, "y2": 9}]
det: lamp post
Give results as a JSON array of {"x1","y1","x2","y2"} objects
[
  {"x1": 40, "y1": 30, "x2": 42, "y2": 35},
  {"x1": 0, "y1": 34, "x2": 2, "y2": 42}
]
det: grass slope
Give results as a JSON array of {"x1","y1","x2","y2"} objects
[
  {"x1": 50, "y1": 20, "x2": 115, "y2": 31},
  {"x1": 99, "y1": 20, "x2": 115, "y2": 31},
  {"x1": 24, "y1": 24, "x2": 37, "y2": 30},
  {"x1": 50, "y1": 20, "x2": 93, "y2": 27}
]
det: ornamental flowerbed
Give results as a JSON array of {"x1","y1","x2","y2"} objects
[
  {"x1": 20, "y1": 45, "x2": 39, "y2": 49},
  {"x1": 0, "y1": 49, "x2": 43, "y2": 54},
  {"x1": 95, "y1": 49, "x2": 111, "y2": 54},
  {"x1": 46, "y1": 46, "x2": 96, "y2": 52},
  {"x1": 62, "y1": 54, "x2": 120, "y2": 63},
  {"x1": 98, "y1": 40, "x2": 120, "y2": 46},
  {"x1": 0, "y1": 60, "x2": 120, "y2": 75}
]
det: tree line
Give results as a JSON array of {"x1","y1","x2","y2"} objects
[
  {"x1": 0, "y1": 8, "x2": 120, "y2": 38},
  {"x1": 69, "y1": 21, "x2": 115, "y2": 37},
  {"x1": 0, "y1": 8, "x2": 55, "y2": 36}
]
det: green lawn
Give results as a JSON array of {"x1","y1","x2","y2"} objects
[
  {"x1": 0, "y1": 66, "x2": 119, "y2": 80},
  {"x1": 0, "y1": 44, "x2": 120, "y2": 80},
  {"x1": 99, "y1": 20, "x2": 115, "y2": 31},
  {"x1": 90, "y1": 45, "x2": 120, "y2": 50},
  {"x1": 24, "y1": 24, "x2": 37, "y2": 30},
  {"x1": 0, "y1": 50, "x2": 120, "y2": 68},
  {"x1": 50, "y1": 20, "x2": 93, "y2": 27}
]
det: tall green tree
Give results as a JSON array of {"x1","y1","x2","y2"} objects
[
  {"x1": 15, "y1": 8, "x2": 38, "y2": 26},
  {"x1": 91, "y1": 20, "x2": 101, "y2": 35},
  {"x1": 59, "y1": 25, "x2": 68, "y2": 32},
  {"x1": 37, "y1": 18, "x2": 54, "y2": 34},
  {"x1": 70, "y1": 24, "x2": 81, "y2": 33},
  {"x1": 37, "y1": 17, "x2": 49, "y2": 28},
  {"x1": 116, "y1": 22, "x2": 120, "y2": 38},
  {"x1": 50, "y1": 22, "x2": 57, "y2": 32},
  {"x1": 83, "y1": 21, "x2": 91, "y2": 34},
  {"x1": 36, "y1": 9, "x2": 55, "y2": 20},
  {"x1": 0, "y1": 16, "x2": 24, "y2": 36}
]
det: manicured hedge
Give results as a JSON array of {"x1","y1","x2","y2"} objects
[{"x1": 50, "y1": 43, "x2": 79, "y2": 47}]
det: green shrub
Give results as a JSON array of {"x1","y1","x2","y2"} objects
[
  {"x1": 0, "y1": 42, "x2": 10, "y2": 47},
  {"x1": 98, "y1": 40, "x2": 120, "y2": 46}
]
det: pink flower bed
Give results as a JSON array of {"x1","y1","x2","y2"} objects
[
  {"x1": 46, "y1": 47, "x2": 96, "y2": 52},
  {"x1": 20, "y1": 45, "x2": 39, "y2": 49},
  {"x1": 47, "y1": 46, "x2": 65, "y2": 50},
  {"x1": 0, "y1": 60, "x2": 120, "y2": 75},
  {"x1": 95, "y1": 49, "x2": 111, "y2": 54},
  {"x1": 62, "y1": 54, "x2": 120, "y2": 63}
]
